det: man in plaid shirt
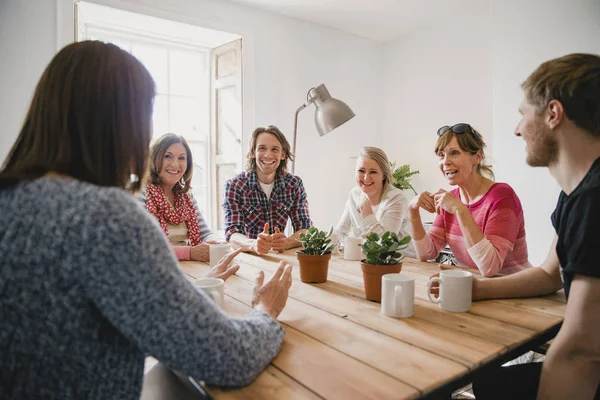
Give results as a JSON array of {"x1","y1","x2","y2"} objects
[{"x1": 223, "y1": 125, "x2": 312, "y2": 255}]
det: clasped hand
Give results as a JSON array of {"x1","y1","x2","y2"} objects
[
  {"x1": 409, "y1": 189, "x2": 466, "y2": 215},
  {"x1": 255, "y1": 223, "x2": 288, "y2": 255}
]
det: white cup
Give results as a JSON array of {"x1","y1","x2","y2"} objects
[
  {"x1": 426, "y1": 270, "x2": 473, "y2": 312},
  {"x1": 194, "y1": 278, "x2": 225, "y2": 308},
  {"x1": 381, "y1": 273, "x2": 415, "y2": 318},
  {"x1": 209, "y1": 243, "x2": 231, "y2": 267},
  {"x1": 338, "y1": 236, "x2": 363, "y2": 261}
]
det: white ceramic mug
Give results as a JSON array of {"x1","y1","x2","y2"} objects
[
  {"x1": 209, "y1": 243, "x2": 231, "y2": 267},
  {"x1": 426, "y1": 270, "x2": 472, "y2": 312},
  {"x1": 338, "y1": 236, "x2": 363, "y2": 261},
  {"x1": 381, "y1": 273, "x2": 414, "y2": 318},
  {"x1": 194, "y1": 278, "x2": 225, "y2": 308}
]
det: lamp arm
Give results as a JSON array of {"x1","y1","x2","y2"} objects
[{"x1": 291, "y1": 99, "x2": 313, "y2": 175}]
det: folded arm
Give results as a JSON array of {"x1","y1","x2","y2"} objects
[
  {"x1": 413, "y1": 212, "x2": 447, "y2": 261},
  {"x1": 361, "y1": 192, "x2": 407, "y2": 236},
  {"x1": 458, "y1": 197, "x2": 521, "y2": 277}
]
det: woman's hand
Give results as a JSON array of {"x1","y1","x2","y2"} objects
[
  {"x1": 205, "y1": 248, "x2": 242, "y2": 281},
  {"x1": 190, "y1": 242, "x2": 210, "y2": 262},
  {"x1": 252, "y1": 261, "x2": 293, "y2": 319},
  {"x1": 409, "y1": 191, "x2": 436, "y2": 214},
  {"x1": 433, "y1": 190, "x2": 467, "y2": 215},
  {"x1": 358, "y1": 195, "x2": 374, "y2": 217}
]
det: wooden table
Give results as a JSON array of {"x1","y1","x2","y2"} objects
[{"x1": 179, "y1": 250, "x2": 566, "y2": 400}]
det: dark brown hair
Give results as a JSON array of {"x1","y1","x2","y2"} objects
[
  {"x1": 147, "y1": 133, "x2": 193, "y2": 194},
  {"x1": 434, "y1": 127, "x2": 495, "y2": 180},
  {"x1": 522, "y1": 53, "x2": 600, "y2": 137},
  {"x1": 245, "y1": 125, "x2": 294, "y2": 176},
  {"x1": 0, "y1": 40, "x2": 156, "y2": 191}
]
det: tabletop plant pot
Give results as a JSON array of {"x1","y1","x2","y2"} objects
[
  {"x1": 296, "y1": 226, "x2": 335, "y2": 284},
  {"x1": 360, "y1": 232, "x2": 412, "y2": 302}
]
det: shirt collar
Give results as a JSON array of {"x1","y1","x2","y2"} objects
[{"x1": 248, "y1": 171, "x2": 286, "y2": 193}]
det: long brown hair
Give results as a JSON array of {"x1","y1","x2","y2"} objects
[
  {"x1": 147, "y1": 133, "x2": 194, "y2": 194},
  {"x1": 0, "y1": 41, "x2": 156, "y2": 191},
  {"x1": 245, "y1": 125, "x2": 294, "y2": 176}
]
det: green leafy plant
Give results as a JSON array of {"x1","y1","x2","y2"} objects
[
  {"x1": 361, "y1": 232, "x2": 411, "y2": 265},
  {"x1": 298, "y1": 226, "x2": 335, "y2": 255},
  {"x1": 389, "y1": 162, "x2": 419, "y2": 195}
]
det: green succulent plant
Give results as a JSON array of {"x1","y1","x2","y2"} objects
[
  {"x1": 298, "y1": 226, "x2": 335, "y2": 255},
  {"x1": 389, "y1": 162, "x2": 419, "y2": 195},
  {"x1": 361, "y1": 231, "x2": 411, "y2": 265}
]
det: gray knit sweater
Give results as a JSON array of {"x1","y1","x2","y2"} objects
[{"x1": 0, "y1": 178, "x2": 284, "y2": 400}]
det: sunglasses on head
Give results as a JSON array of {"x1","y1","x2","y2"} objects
[{"x1": 437, "y1": 123, "x2": 475, "y2": 137}]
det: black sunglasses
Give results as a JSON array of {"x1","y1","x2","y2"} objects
[{"x1": 437, "y1": 123, "x2": 475, "y2": 137}]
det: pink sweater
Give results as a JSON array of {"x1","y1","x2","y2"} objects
[{"x1": 414, "y1": 183, "x2": 532, "y2": 276}]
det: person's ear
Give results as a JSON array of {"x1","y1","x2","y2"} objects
[{"x1": 547, "y1": 99, "x2": 565, "y2": 130}]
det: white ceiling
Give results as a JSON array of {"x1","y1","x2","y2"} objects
[{"x1": 226, "y1": 0, "x2": 489, "y2": 43}]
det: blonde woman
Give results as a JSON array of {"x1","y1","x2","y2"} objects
[{"x1": 332, "y1": 146, "x2": 416, "y2": 258}]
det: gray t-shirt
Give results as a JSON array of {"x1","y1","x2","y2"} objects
[{"x1": 0, "y1": 178, "x2": 284, "y2": 400}]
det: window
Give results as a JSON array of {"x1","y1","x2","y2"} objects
[{"x1": 76, "y1": 2, "x2": 243, "y2": 232}]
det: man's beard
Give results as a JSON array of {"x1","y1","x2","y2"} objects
[{"x1": 526, "y1": 128, "x2": 559, "y2": 167}]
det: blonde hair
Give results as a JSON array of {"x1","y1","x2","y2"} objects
[
  {"x1": 434, "y1": 128, "x2": 495, "y2": 180},
  {"x1": 357, "y1": 147, "x2": 393, "y2": 193}
]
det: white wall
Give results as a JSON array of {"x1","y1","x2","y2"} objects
[
  {"x1": 0, "y1": 0, "x2": 57, "y2": 164},
  {"x1": 381, "y1": 19, "x2": 493, "y2": 214},
  {"x1": 491, "y1": 0, "x2": 600, "y2": 264},
  {"x1": 1, "y1": 0, "x2": 383, "y2": 231},
  {"x1": 381, "y1": 0, "x2": 600, "y2": 264}
]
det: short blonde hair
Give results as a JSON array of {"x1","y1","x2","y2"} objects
[{"x1": 357, "y1": 147, "x2": 393, "y2": 193}]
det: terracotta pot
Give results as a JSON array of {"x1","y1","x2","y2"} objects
[
  {"x1": 296, "y1": 252, "x2": 331, "y2": 283},
  {"x1": 360, "y1": 261, "x2": 403, "y2": 302}
]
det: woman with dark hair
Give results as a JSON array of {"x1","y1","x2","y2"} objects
[
  {"x1": 409, "y1": 123, "x2": 531, "y2": 277},
  {"x1": 0, "y1": 40, "x2": 292, "y2": 400},
  {"x1": 138, "y1": 133, "x2": 220, "y2": 262}
]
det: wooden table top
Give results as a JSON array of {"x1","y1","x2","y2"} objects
[{"x1": 179, "y1": 250, "x2": 566, "y2": 400}]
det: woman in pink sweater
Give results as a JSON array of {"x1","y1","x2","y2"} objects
[{"x1": 409, "y1": 123, "x2": 531, "y2": 276}]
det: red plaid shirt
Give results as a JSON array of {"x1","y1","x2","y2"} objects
[{"x1": 222, "y1": 171, "x2": 312, "y2": 241}]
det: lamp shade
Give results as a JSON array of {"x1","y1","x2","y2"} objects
[{"x1": 308, "y1": 84, "x2": 355, "y2": 137}]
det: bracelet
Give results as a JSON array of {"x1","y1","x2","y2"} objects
[{"x1": 409, "y1": 217, "x2": 421, "y2": 222}]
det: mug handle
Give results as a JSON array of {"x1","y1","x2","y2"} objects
[
  {"x1": 426, "y1": 277, "x2": 441, "y2": 304},
  {"x1": 336, "y1": 241, "x2": 344, "y2": 256},
  {"x1": 393, "y1": 285, "x2": 403, "y2": 315}
]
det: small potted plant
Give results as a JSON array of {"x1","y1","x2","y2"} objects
[
  {"x1": 297, "y1": 227, "x2": 335, "y2": 283},
  {"x1": 389, "y1": 162, "x2": 419, "y2": 195},
  {"x1": 361, "y1": 231, "x2": 412, "y2": 302}
]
